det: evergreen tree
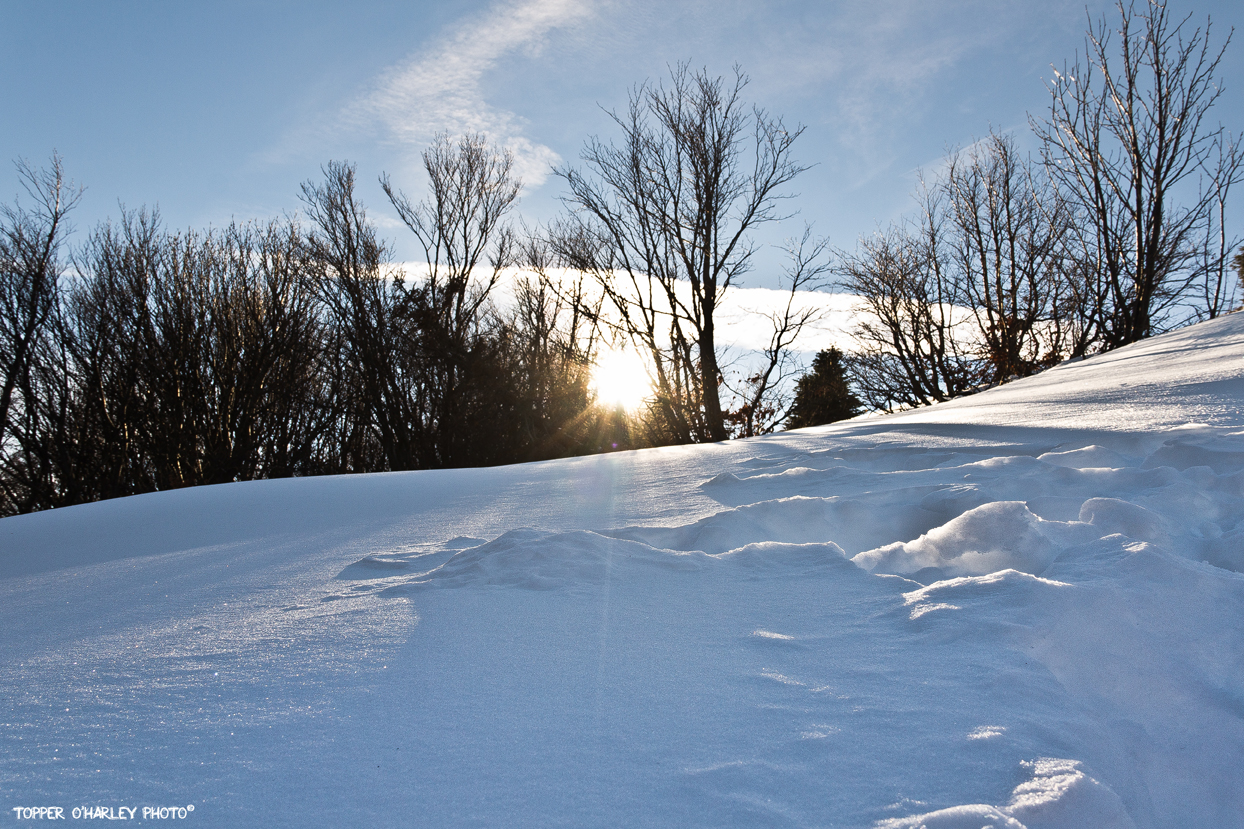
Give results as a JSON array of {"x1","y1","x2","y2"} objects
[{"x1": 786, "y1": 348, "x2": 862, "y2": 429}]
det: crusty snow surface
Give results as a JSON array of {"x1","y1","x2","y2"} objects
[{"x1": 4, "y1": 315, "x2": 1244, "y2": 828}]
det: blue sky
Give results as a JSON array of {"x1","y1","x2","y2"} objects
[{"x1": 3, "y1": 0, "x2": 1241, "y2": 287}]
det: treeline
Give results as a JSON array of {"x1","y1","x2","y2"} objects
[
  {"x1": 841, "y1": 1, "x2": 1242, "y2": 411},
  {"x1": 3, "y1": 69, "x2": 832, "y2": 517},
  {"x1": 0, "y1": 142, "x2": 637, "y2": 516},
  {"x1": 4, "y1": 60, "x2": 841, "y2": 516},
  {"x1": 3, "y1": 1, "x2": 1242, "y2": 514}
]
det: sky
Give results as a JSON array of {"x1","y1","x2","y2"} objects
[{"x1": 2, "y1": 0, "x2": 1242, "y2": 288}]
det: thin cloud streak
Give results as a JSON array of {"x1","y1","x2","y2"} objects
[{"x1": 351, "y1": 0, "x2": 596, "y2": 189}]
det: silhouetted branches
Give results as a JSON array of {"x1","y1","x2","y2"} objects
[{"x1": 557, "y1": 63, "x2": 808, "y2": 443}]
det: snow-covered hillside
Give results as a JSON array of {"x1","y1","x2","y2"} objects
[{"x1": 4, "y1": 315, "x2": 1244, "y2": 828}]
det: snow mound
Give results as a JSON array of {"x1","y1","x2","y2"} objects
[
  {"x1": 609, "y1": 492, "x2": 945, "y2": 556},
  {"x1": 901, "y1": 569, "x2": 1072, "y2": 620},
  {"x1": 711, "y1": 540, "x2": 853, "y2": 576},
  {"x1": 1142, "y1": 439, "x2": 1244, "y2": 473},
  {"x1": 853, "y1": 495, "x2": 1183, "y2": 580},
  {"x1": 1037, "y1": 444, "x2": 1132, "y2": 469},
  {"x1": 879, "y1": 758, "x2": 1135, "y2": 829},
  {"x1": 853, "y1": 501, "x2": 1069, "y2": 578},
  {"x1": 1077, "y1": 497, "x2": 1168, "y2": 544},
  {"x1": 384, "y1": 533, "x2": 856, "y2": 592},
  {"x1": 398, "y1": 529, "x2": 703, "y2": 590}
]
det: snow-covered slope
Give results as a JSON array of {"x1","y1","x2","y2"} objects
[{"x1": 4, "y1": 315, "x2": 1244, "y2": 828}]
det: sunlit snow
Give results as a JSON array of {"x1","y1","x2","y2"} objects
[{"x1": 3, "y1": 315, "x2": 1244, "y2": 827}]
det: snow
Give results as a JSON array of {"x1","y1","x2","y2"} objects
[{"x1": 3, "y1": 313, "x2": 1244, "y2": 827}]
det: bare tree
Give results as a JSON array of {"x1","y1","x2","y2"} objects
[
  {"x1": 0, "y1": 145, "x2": 667, "y2": 514},
  {"x1": 942, "y1": 132, "x2": 1074, "y2": 380},
  {"x1": 0, "y1": 207, "x2": 334, "y2": 514},
  {"x1": 0, "y1": 157, "x2": 83, "y2": 513},
  {"x1": 64, "y1": 215, "x2": 327, "y2": 492},
  {"x1": 381, "y1": 133, "x2": 522, "y2": 467},
  {"x1": 301, "y1": 161, "x2": 408, "y2": 471},
  {"x1": 1196, "y1": 140, "x2": 1243, "y2": 318},
  {"x1": 1233, "y1": 246, "x2": 1244, "y2": 307},
  {"x1": 193, "y1": 221, "x2": 327, "y2": 483},
  {"x1": 1033, "y1": 0, "x2": 1243, "y2": 347},
  {"x1": 557, "y1": 64, "x2": 807, "y2": 443},
  {"x1": 0, "y1": 156, "x2": 80, "y2": 450},
  {"x1": 838, "y1": 191, "x2": 984, "y2": 412},
  {"x1": 382, "y1": 133, "x2": 519, "y2": 344},
  {"x1": 505, "y1": 269, "x2": 602, "y2": 456},
  {"x1": 725, "y1": 227, "x2": 830, "y2": 437}
]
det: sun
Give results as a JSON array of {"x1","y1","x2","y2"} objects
[{"x1": 591, "y1": 347, "x2": 653, "y2": 410}]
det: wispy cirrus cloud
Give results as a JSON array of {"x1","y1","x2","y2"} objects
[{"x1": 350, "y1": 0, "x2": 596, "y2": 189}]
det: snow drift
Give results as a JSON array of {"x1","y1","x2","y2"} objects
[{"x1": 3, "y1": 314, "x2": 1244, "y2": 827}]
